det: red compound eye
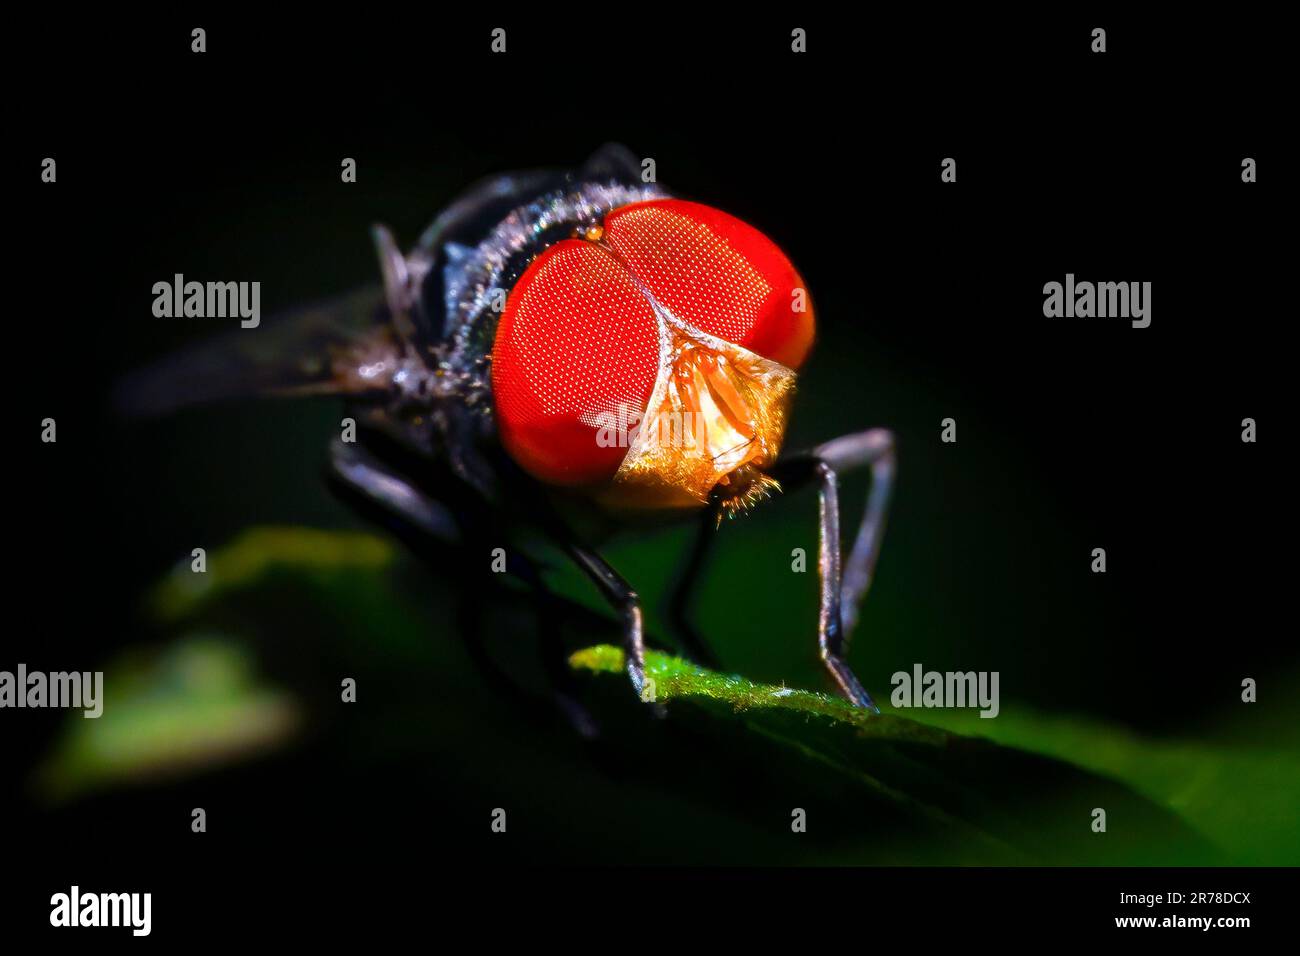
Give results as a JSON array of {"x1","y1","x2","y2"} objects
[
  {"x1": 491, "y1": 200, "x2": 813, "y2": 489},
  {"x1": 604, "y1": 199, "x2": 814, "y2": 369},
  {"x1": 491, "y1": 239, "x2": 660, "y2": 486}
]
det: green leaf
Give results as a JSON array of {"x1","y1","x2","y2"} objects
[
  {"x1": 571, "y1": 644, "x2": 1223, "y2": 865},
  {"x1": 888, "y1": 704, "x2": 1300, "y2": 866}
]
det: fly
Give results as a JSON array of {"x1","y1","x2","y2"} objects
[{"x1": 118, "y1": 144, "x2": 897, "y2": 721}]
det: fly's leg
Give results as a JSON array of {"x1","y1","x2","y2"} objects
[
  {"x1": 578, "y1": 143, "x2": 645, "y2": 183},
  {"x1": 816, "y1": 429, "x2": 897, "y2": 640},
  {"x1": 533, "y1": 590, "x2": 601, "y2": 739},
  {"x1": 327, "y1": 437, "x2": 463, "y2": 545},
  {"x1": 371, "y1": 225, "x2": 421, "y2": 344},
  {"x1": 811, "y1": 459, "x2": 876, "y2": 710},
  {"x1": 454, "y1": 568, "x2": 598, "y2": 739},
  {"x1": 567, "y1": 543, "x2": 652, "y2": 704},
  {"x1": 415, "y1": 143, "x2": 641, "y2": 259},
  {"x1": 665, "y1": 498, "x2": 723, "y2": 668},
  {"x1": 443, "y1": 403, "x2": 501, "y2": 501},
  {"x1": 416, "y1": 170, "x2": 559, "y2": 254},
  {"x1": 767, "y1": 428, "x2": 896, "y2": 712},
  {"x1": 327, "y1": 436, "x2": 599, "y2": 734}
]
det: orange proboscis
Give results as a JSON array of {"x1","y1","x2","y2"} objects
[{"x1": 601, "y1": 323, "x2": 795, "y2": 512}]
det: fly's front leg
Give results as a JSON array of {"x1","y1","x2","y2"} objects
[
  {"x1": 816, "y1": 428, "x2": 896, "y2": 639},
  {"x1": 567, "y1": 543, "x2": 651, "y2": 703},
  {"x1": 812, "y1": 460, "x2": 878, "y2": 711},
  {"x1": 769, "y1": 428, "x2": 896, "y2": 712}
]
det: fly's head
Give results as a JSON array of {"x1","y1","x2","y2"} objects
[{"x1": 489, "y1": 199, "x2": 814, "y2": 517}]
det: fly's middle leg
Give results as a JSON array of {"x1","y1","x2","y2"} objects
[
  {"x1": 327, "y1": 436, "x2": 602, "y2": 733},
  {"x1": 327, "y1": 436, "x2": 464, "y2": 544},
  {"x1": 567, "y1": 543, "x2": 654, "y2": 705}
]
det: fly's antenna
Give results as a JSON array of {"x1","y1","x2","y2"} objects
[{"x1": 371, "y1": 223, "x2": 420, "y2": 348}]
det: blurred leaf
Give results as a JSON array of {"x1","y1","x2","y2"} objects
[
  {"x1": 149, "y1": 526, "x2": 395, "y2": 623},
  {"x1": 32, "y1": 637, "x2": 300, "y2": 803}
]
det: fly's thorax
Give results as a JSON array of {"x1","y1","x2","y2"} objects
[{"x1": 440, "y1": 182, "x2": 671, "y2": 394}]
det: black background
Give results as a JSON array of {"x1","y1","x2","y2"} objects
[{"x1": 4, "y1": 9, "x2": 1289, "y2": 942}]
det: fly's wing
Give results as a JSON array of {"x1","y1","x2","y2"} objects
[
  {"x1": 114, "y1": 285, "x2": 392, "y2": 417},
  {"x1": 119, "y1": 148, "x2": 651, "y2": 417}
]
